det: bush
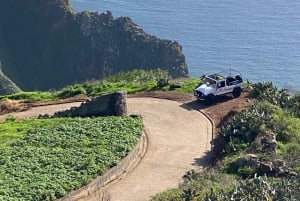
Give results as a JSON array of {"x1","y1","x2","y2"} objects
[
  {"x1": 201, "y1": 175, "x2": 300, "y2": 201},
  {"x1": 281, "y1": 143, "x2": 300, "y2": 173},
  {"x1": 55, "y1": 85, "x2": 86, "y2": 99},
  {"x1": 219, "y1": 102, "x2": 278, "y2": 154},
  {"x1": 251, "y1": 82, "x2": 290, "y2": 108},
  {"x1": 272, "y1": 111, "x2": 300, "y2": 143},
  {"x1": 250, "y1": 82, "x2": 300, "y2": 118},
  {"x1": 151, "y1": 189, "x2": 183, "y2": 201},
  {"x1": 179, "y1": 170, "x2": 236, "y2": 201},
  {"x1": 106, "y1": 69, "x2": 169, "y2": 83}
]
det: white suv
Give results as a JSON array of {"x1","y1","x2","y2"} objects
[{"x1": 194, "y1": 71, "x2": 243, "y2": 101}]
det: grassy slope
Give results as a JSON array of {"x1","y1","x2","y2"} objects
[{"x1": 0, "y1": 69, "x2": 200, "y2": 102}]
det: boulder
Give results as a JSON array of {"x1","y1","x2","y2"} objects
[{"x1": 249, "y1": 130, "x2": 277, "y2": 154}]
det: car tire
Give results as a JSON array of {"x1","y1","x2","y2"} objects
[
  {"x1": 204, "y1": 94, "x2": 215, "y2": 105},
  {"x1": 232, "y1": 87, "x2": 241, "y2": 98}
]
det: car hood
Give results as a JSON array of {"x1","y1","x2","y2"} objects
[{"x1": 195, "y1": 83, "x2": 215, "y2": 96}]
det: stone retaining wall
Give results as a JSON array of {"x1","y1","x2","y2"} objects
[
  {"x1": 53, "y1": 91, "x2": 127, "y2": 117},
  {"x1": 57, "y1": 129, "x2": 149, "y2": 201}
]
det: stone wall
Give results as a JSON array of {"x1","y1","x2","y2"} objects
[
  {"x1": 57, "y1": 129, "x2": 149, "y2": 201},
  {"x1": 53, "y1": 91, "x2": 127, "y2": 117}
]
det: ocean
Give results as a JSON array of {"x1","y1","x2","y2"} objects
[{"x1": 71, "y1": 0, "x2": 300, "y2": 90}]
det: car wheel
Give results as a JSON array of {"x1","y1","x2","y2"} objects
[
  {"x1": 232, "y1": 87, "x2": 241, "y2": 98},
  {"x1": 204, "y1": 94, "x2": 215, "y2": 105}
]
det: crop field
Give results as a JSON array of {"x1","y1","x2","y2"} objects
[{"x1": 0, "y1": 116, "x2": 143, "y2": 200}]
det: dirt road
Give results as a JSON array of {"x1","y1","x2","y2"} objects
[
  {"x1": 0, "y1": 97, "x2": 212, "y2": 201},
  {"x1": 96, "y1": 98, "x2": 212, "y2": 201}
]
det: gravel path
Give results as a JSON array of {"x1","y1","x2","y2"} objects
[{"x1": 0, "y1": 97, "x2": 212, "y2": 201}]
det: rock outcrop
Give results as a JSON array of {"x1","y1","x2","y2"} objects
[
  {"x1": 230, "y1": 131, "x2": 298, "y2": 177},
  {"x1": 0, "y1": 0, "x2": 188, "y2": 91},
  {"x1": 248, "y1": 130, "x2": 277, "y2": 154},
  {"x1": 0, "y1": 61, "x2": 21, "y2": 95}
]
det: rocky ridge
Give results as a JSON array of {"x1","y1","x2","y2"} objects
[{"x1": 0, "y1": 0, "x2": 188, "y2": 91}]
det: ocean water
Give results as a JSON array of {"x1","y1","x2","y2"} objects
[{"x1": 71, "y1": 0, "x2": 300, "y2": 90}]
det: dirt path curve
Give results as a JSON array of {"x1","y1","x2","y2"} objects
[
  {"x1": 0, "y1": 97, "x2": 212, "y2": 201},
  {"x1": 96, "y1": 97, "x2": 212, "y2": 201}
]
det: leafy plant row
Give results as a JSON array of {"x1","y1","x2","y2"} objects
[{"x1": 0, "y1": 116, "x2": 143, "y2": 200}]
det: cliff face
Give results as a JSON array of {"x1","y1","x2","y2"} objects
[
  {"x1": 0, "y1": 0, "x2": 188, "y2": 90},
  {"x1": 0, "y1": 62, "x2": 21, "y2": 95}
]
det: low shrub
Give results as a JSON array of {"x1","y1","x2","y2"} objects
[
  {"x1": 55, "y1": 85, "x2": 86, "y2": 99},
  {"x1": 151, "y1": 189, "x2": 183, "y2": 201},
  {"x1": 250, "y1": 82, "x2": 300, "y2": 118},
  {"x1": 220, "y1": 102, "x2": 278, "y2": 154},
  {"x1": 201, "y1": 175, "x2": 300, "y2": 201}
]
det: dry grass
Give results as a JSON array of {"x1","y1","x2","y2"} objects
[{"x1": 0, "y1": 99, "x2": 29, "y2": 114}]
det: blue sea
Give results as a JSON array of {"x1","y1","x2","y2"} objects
[{"x1": 71, "y1": 0, "x2": 300, "y2": 90}]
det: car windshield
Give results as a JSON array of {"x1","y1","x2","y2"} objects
[{"x1": 203, "y1": 77, "x2": 216, "y2": 86}]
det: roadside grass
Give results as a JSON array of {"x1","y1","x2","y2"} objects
[
  {"x1": 151, "y1": 170, "x2": 236, "y2": 201},
  {"x1": 167, "y1": 78, "x2": 200, "y2": 93},
  {"x1": 0, "y1": 69, "x2": 200, "y2": 103},
  {"x1": 0, "y1": 116, "x2": 143, "y2": 200}
]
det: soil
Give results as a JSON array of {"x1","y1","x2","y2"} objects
[{"x1": 130, "y1": 91, "x2": 254, "y2": 134}]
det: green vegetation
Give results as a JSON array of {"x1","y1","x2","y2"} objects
[
  {"x1": 152, "y1": 171, "x2": 300, "y2": 201},
  {"x1": 251, "y1": 82, "x2": 300, "y2": 117},
  {"x1": 199, "y1": 175, "x2": 300, "y2": 201},
  {"x1": 0, "y1": 118, "x2": 68, "y2": 148},
  {"x1": 0, "y1": 69, "x2": 199, "y2": 102},
  {"x1": 1, "y1": 91, "x2": 54, "y2": 102},
  {"x1": 152, "y1": 82, "x2": 300, "y2": 201},
  {"x1": 0, "y1": 116, "x2": 143, "y2": 200}
]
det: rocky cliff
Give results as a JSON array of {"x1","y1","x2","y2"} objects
[
  {"x1": 0, "y1": 0, "x2": 188, "y2": 91},
  {"x1": 0, "y1": 64, "x2": 21, "y2": 95}
]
